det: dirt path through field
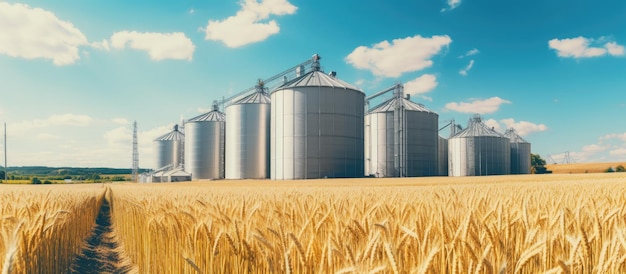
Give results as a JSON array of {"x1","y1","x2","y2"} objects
[{"x1": 69, "y1": 191, "x2": 135, "y2": 273}]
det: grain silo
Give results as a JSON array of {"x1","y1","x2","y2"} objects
[
  {"x1": 364, "y1": 88, "x2": 438, "y2": 177},
  {"x1": 184, "y1": 102, "x2": 225, "y2": 180},
  {"x1": 438, "y1": 136, "x2": 448, "y2": 176},
  {"x1": 505, "y1": 128, "x2": 531, "y2": 174},
  {"x1": 448, "y1": 115, "x2": 510, "y2": 176},
  {"x1": 154, "y1": 124, "x2": 184, "y2": 170},
  {"x1": 225, "y1": 82, "x2": 271, "y2": 179},
  {"x1": 271, "y1": 54, "x2": 365, "y2": 179}
]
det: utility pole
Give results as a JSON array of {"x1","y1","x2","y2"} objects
[{"x1": 132, "y1": 121, "x2": 139, "y2": 182}]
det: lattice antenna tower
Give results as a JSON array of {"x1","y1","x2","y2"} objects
[{"x1": 132, "y1": 121, "x2": 139, "y2": 182}]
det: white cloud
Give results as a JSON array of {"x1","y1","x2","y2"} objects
[
  {"x1": 582, "y1": 144, "x2": 609, "y2": 153},
  {"x1": 459, "y1": 59, "x2": 474, "y2": 76},
  {"x1": 104, "y1": 126, "x2": 131, "y2": 147},
  {"x1": 346, "y1": 35, "x2": 452, "y2": 78},
  {"x1": 484, "y1": 119, "x2": 502, "y2": 133},
  {"x1": 610, "y1": 148, "x2": 626, "y2": 156},
  {"x1": 548, "y1": 36, "x2": 625, "y2": 58},
  {"x1": 568, "y1": 144, "x2": 611, "y2": 162},
  {"x1": 95, "y1": 31, "x2": 195, "y2": 61},
  {"x1": 601, "y1": 133, "x2": 626, "y2": 142},
  {"x1": 10, "y1": 114, "x2": 93, "y2": 136},
  {"x1": 441, "y1": 0, "x2": 462, "y2": 12},
  {"x1": 36, "y1": 133, "x2": 61, "y2": 141},
  {"x1": 204, "y1": 0, "x2": 297, "y2": 48},
  {"x1": 0, "y1": 2, "x2": 88, "y2": 65},
  {"x1": 197, "y1": 107, "x2": 214, "y2": 113},
  {"x1": 404, "y1": 74, "x2": 438, "y2": 96},
  {"x1": 562, "y1": 131, "x2": 626, "y2": 163},
  {"x1": 4, "y1": 116, "x2": 177, "y2": 168},
  {"x1": 189, "y1": 8, "x2": 195, "y2": 15},
  {"x1": 483, "y1": 118, "x2": 548, "y2": 136},
  {"x1": 606, "y1": 41, "x2": 625, "y2": 56},
  {"x1": 112, "y1": 118, "x2": 130, "y2": 125},
  {"x1": 353, "y1": 78, "x2": 383, "y2": 91},
  {"x1": 445, "y1": 97, "x2": 511, "y2": 114},
  {"x1": 500, "y1": 119, "x2": 548, "y2": 136},
  {"x1": 459, "y1": 48, "x2": 479, "y2": 58},
  {"x1": 47, "y1": 114, "x2": 93, "y2": 126}
]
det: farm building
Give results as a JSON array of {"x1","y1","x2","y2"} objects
[{"x1": 145, "y1": 54, "x2": 532, "y2": 181}]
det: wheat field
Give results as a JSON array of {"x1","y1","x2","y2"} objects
[
  {"x1": 0, "y1": 184, "x2": 103, "y2": 273},
  {"x1": 2, "y1": 173, "x2": 626, "y2": 273},
  {"x1": 546, "y1": 162, "x2": 626, "y2": 174}
]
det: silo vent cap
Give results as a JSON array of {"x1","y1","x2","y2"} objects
[{"x1": 311, "y1": 54, "x2": 321, "y2": 71}]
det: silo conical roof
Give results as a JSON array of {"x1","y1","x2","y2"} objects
[
  {"x1": 155, "y1": 125, "x2": 184, "y2": 141},
  {"x1": 231, "y1": 91, "x2": 271, "y2": 105},
  {"x1": 274, "y1": 70, "x2": 363, "y2": 93},
  {"x1": 188, "y1": 106, "x2": 225, "y2": 122},
  {"x1": 504, "y1": 128, "x2": 529, "y2": 143},
  {"x1": 451, "y1": 115, "x2": 507, "y2": 138},
  {"x1": 367, "y1": 96, "x2": 436, "y2": 114}
]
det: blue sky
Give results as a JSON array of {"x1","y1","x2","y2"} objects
[{"x1": 0, "y1": 0, "x2": 625, "y2": 168}]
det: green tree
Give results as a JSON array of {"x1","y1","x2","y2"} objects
[
  {"x1": 606, "y1": 167, "x2": 615, "y2": 173},
  {"x1": 31, "y1": 177, "x2": 42, "y2": 184},
  {"x1": 616, "y1": 165, "x2": 625, "y2": 172},
  {"x1": 0, "y1": 170, "x2": 4, "y2": 182},
  {"x1": 531, "y1": 154, "x2": 546, "y2": 167}
]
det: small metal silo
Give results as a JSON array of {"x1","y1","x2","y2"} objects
[
  {"x1": 184, "y1": 102, "x2": 225, "y2": 180},
  {"x1": 154, "y1": 125, "x2": 184, "y2": 170},
  {"x1": 448, "y1": 115, "x2": 510, "y2": 176},
  {"x1": 364, "y1": 91, "x2": 438, "y2": 177},
  {"x1": 438, "y1": 136, "x2": 448, "y2": 176},
  {"x1": 225, "y1": 83, "x2": 271, "y2": 179},
  {"x1": 271, "y1": 54, "x2": 365, "y2": 179},
  {"x1": 505, "y1": 128, "x2": 531, "y2": 174}
]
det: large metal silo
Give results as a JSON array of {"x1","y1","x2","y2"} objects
[
  {"x1": 271, "y1": 55, "x2": 365, "y2": 179},
  {"x1": 184, "y1": 103, "x2": 225, "y2": 180},
  {"x1": 448, "y1": 115, "x2": 510, "y2": 176},
  {"x1": 365, "y1": 95, "x2": 438, "y2": 177},
  {"x1": 438, "y1": 136, "x2": 448, "y2": 176},
  {"x1": 225, "y1": 85, "x2": 271, "y2": 179},
  {"x1": 154, "y1": 125, "x2": 184, "y2": 170},
  {"x1": 505, "y1": 128, "x2": 531, "y2": 174}
]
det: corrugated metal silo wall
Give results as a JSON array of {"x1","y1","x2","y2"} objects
[
  {"x1": 405, "y1": 111, "x2": 438, "y2": 177},
  {"x1": 365, "y1": 110, "x2": 438, "y2": 177},
  {"x1": 364, "y1": 112, "x2": 395, "y2": 177},
  {"x1": 184, "y1": 121, "x2": 225, "y2": 179},
  {"x1": 271, "y1": 86, "x2": 364, "y2": 179},
  {"x1": 448, "y1": 137, "x2": 469, "y2": 176},
  {"x1": 510, "y1": 142, "x2": 531, "y2": 174},
  {"x1": 154, "y1": 140, "x2": 180, "y2": 170},
  {"x1": 225, "y1": 102, "x2": 270, "y2": 179},
  {"x1": 438, "y1": 136, "x2": 448, "y2": 176},
  {"x1": 449, "y1": 136, "x2": 510, "y2": 176}
]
